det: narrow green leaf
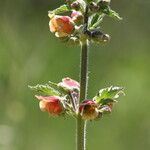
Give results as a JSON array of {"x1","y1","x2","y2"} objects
[
  {"x1": 89, "y1": 14, "x2": 105, "y2": 29},
  {"x1": 89, "y1": 13, "x2": 103, "y2": 29},
  {"x1": 93, "y1": 86, "x2": 124, "y2": 104},
  {"x1": 28, "y1": 84, "x2": 60, "y2": 96}
]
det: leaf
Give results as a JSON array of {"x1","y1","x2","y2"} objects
[
  {"x1": 106, "y1": 8, "x2": 122, "y2": 20},
  {"x1": 48, "y1": 81, "x2": 69, "y2": 95},
  {"x1": 48, "y1": 4, "x2": 70, "y2": 18},
  {"x1": 89, "y1": 14, "x2": 105, "y2": 29},
  {"x1": 100, "y1": 98, "x2": 115, "y2": 105},
  {"x1": 28, "y1": 84, "x2": 60, "y2": 96},
  {"x1": 90, "y1": 15, "x2": 105, "y2": 29},
  {"x1": 93, "y1": 86, "x2": 124, "y2": 104},
  {"x1": 102, "y1": 6, "x2": 122, "y2": 20},
  {"x1": 90, "y1": 14, "x2": 100, "y2": 26}
]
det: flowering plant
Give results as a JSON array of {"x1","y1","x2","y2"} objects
[{"x1": 29, "y1": 0, "x2": 125, "y2": 150}]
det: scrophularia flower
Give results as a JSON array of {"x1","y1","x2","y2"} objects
[
  {"x1": 79, "y1": 100, "x2": 99, "y2": 120},
  {"x1": 58, "y1": 77, "x2": 80, "y2": 91},
  {"x1": 35, "y1": 95, "x2": 64, "y2": 116},
  {"x1": 49, "y1": 15, "x2": 75, "y2": 37}
]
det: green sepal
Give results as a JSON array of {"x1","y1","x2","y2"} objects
[
  {"x1": 93, "y1": 86, "x2": 124, "y2": 104},
  {"x1": 48, "y1": 4, "x2": 70, "y2": 18},
  {"x1": 28, "y1": 84, "x2": 60, "y2": 96}
]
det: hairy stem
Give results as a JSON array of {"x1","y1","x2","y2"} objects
[
  {"x1": 79, "y1": 42, "x2": 89, "y2": 101},
  {"x1": 76, "y1": 40, "x2": 89, "y2": 150},
  {"x1": 76, "y1": 5, "x2": 89, "y2": 150}
]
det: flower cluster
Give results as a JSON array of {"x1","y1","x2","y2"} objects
[
  {"x1": 48, "y1": 0, "x2": 122, "y2": 45},
  {"x1": 29, "y1": 78, "x2": 124, "y2": 120}
]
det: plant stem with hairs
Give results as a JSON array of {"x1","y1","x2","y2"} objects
[
  {"x1": 77, "y1": 40, "x2": 89, "y2": 150},
  {"x1": 76, "y1": 6, "x2": 89, "y2": 149}
]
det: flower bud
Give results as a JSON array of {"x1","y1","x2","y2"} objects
[
  {"x1": 79, "y1": 100, "x2": 99, "y2": 120},
  {"x1": 35, "y1": 96, "x2": 64, "y2": 116},
  {"x1": 49, "y1": 15, "x2": 75, "y2": 37},
  {"x1": 89, "y1": 2, "x2": 99, "y2": 12},
  {"x1": 71, "y1": 11, "x2": 84, "y2": 25},
  {"x1": 91, "y1": 31, "x2": 110, "y2": 43},
  {"x1": 98, "y1": 0, "x2": 111, "y2": 7},
  {"x1": 87, "y1": 30, "x2": 110, "y2": 43},
  {"x1": 71, "y1": 1, "x2": 80, "y2": 10}
]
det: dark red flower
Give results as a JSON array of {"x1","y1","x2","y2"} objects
[{"x1": 79, "y1": 100, "x2": 99, "y2": 120}]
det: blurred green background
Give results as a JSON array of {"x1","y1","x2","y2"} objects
[{"x1": 0, "y1": 0, "x2": 150, "y2": 150}]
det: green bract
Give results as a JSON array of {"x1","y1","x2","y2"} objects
[
  {"x1": 93, "y1": 86, "x2": 124, "y2": 104},
  {"x1": 28, "y1": 84, "x2": 60, "y2": 96}
]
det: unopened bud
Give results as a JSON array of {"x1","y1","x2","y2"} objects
[
  {"x1": 101, "y1": 34, "x2": 110, "y2": 43},
  {"x1": 71, "y1": 11, "x2": 84, "y2": 25},
  {"x1": 86, "y1": 30, "x2": 110, "y2": 43},
  {"x1": 71, "y1": 1, "x2": 80, "y2": 10},
  {"x1": 89, "y1": 2, "x2": 99, "y2": 12}
]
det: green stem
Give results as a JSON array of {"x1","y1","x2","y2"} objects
[{"x1": 76, "y1": 41, "x2": 89, "y2": 150}]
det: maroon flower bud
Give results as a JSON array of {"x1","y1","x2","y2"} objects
[
  {"x1": 79, "y1": 100, "x2": 99, "y2": 120},
  {"x1": 35, "y1": 96, "x2": 64, "y2": 116}
]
